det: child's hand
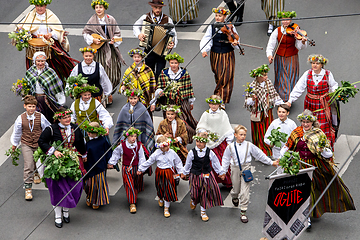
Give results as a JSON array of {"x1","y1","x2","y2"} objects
[
  {"x1": 202, "y1": 52, "x2": 208, "y2": 58},
  {"x1": 11, "y1": 145, "x2": 17, "y2": 151},
  {"x1": 219, "y1": 174, "x2": 226, "y2": 180},
  {"x1": 136, "y1": 171, "x2": 142, "y2": 175},
  {"x1": 107, "y1": 164, "x2": 114, "y2": 169},
  {"x1": 180, "y1": 173, "x2": 185, "y2": 179},
  {"x1": 164, "y1": 133, "x2": 172, "y2": 138},
  {"x1": 272, "y1": 160, "x2": 279, "y2": 166}
]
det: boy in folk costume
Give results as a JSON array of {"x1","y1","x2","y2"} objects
[
  {"x1": 244, "y1": 65, "x2": 284, "y2": 156},
  {"x1": 200, "y1": 7, "x2": 239, "y2": 105},
  {"x1": 181, "y1": 132, "x2": 225, "y2": 222},
  {"x1": 196, "y1": 95, "x2": 234, "y2": 188},
  {"x1": 137, "y1": 136, "x2": 184, "y2": 218},
  {"x1": 10, "y1": 95, "x2": 50, "y2": 200},
  {"x1": 156, "y1": 105, "x2": 188, "y2": 165},
  {"x1": 108, "y1": 127, "x2": 146, "y2": 213},
  {"x1": 222, "y1": 125, "x2": 279, "y2": 223}
]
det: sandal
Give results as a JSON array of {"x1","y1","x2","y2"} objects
[
  {"x1": 164, "y1": 207, "x2": 170, "y2": 218},
  {"x1": 130, "y1": 204, "x2": 137, "y2": 213},
  {"x1": 190, "y1": 200, "x2": 196, "y2": 210},
  {"x1": 158, "y1": 199, "x2": 164, "y2": 208},
  {"x1": 201, "y1": 211, "x2": 209, "y2": 222},
  {"x1": 25, "y1": 188, "x2": 33, "y2": 201},
  {"x1": 33, "y1": 173, "x2": 41, "y2": 184}
]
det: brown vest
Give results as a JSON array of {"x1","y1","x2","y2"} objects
[
  {"x1": 276, "y1": 27, "x2": 299, "y2": 57},
  {"x1": 21, "y1": 112, "x2": 42, "y2": 148},
  {"x1": 145, "y1": 12, "x2": 169, "y2": 25}
]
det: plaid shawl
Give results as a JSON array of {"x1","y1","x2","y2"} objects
[
  {"x1": 158, "y1": 67, "x2": 195, "y2": 105},
  {"x1": 25, "y1": 65, "x2": 64, "y2": 103}
]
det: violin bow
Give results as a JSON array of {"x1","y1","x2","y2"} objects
[{"x1": 270, "y1": 27, "x2": 286, "y2": 65}]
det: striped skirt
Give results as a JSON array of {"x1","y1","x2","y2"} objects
[
  {"x1": 189, "y1": 172, "x2": 224, "y2": 209},
  {"x1": 168, "y1": 0, "x2": 199, "y2": 22},
  {"x1": 211, "y1": 140, "x2": 232, "y2": 188},
  {"x1": 251, "y1": 109, "x2": 273, "y2": 156},
  {"x1": 274, "y1": 54, "x2": 299, "y2": 102},
  {"x1": 122, "y1": 165, "x2": 144, "y2": 204},
  {"x1": 302, "y1": 158, "x2": 355, "y2": 218},
  {"x1": 84, "y1": 171, "x2": 110, "y2": 206},
  {"x1": 155, "y1": 168, "x2": 178, "y2": 202},
  {"x1": 261, "y1": 0, "x2": 285, "y2": 26},
  {"x1": 210, "y1": 51, "x2": 235, "y2": 103}
]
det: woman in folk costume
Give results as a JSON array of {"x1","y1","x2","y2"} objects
[
  {"x1": 38, "y1": 108, "x2": 87, "y2": 228},
  {"x1": 266, "y1": 11, "x2": 307, "y2": 101},
  {"x1": 156, "y1": 105, "x2": 188, "y2": 165},
  {"x1": 83, "y1": 0, "x2": 126, "y2": 104},
  {"x1": 244, "y1": 65, "x2": 284, "y2": 156},
  {"x1": 200, "y1": 7, "x2": 239, "y2": 105},
  {"x1": 167, "y1": 0, "x2": 199, "y2": 24},
  {"x1": 20, "y1": 0, "x2": 78, "y2": 82},
  {"x1": 196, "y1": 95, "x2": 234, "y2": 188},
  {"x1": 158, "y1": 53, "x2": 197, "y2": 142},
  {"x1": 286, "y1": 54, "x2": 338, "y2": 148},
  {"x1": 280, "y1": 110, "x2": 355, "y2": 228},
  {"x1": 261, "y1": 0, "x2": 285, "y2": 36},
  {"x1": 25, "y1": 51, "x2": 65, "y2": 124}
]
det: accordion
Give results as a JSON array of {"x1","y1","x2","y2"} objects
[{"x1": 139, "y1": 21, "x2": 175, "y2": 57}]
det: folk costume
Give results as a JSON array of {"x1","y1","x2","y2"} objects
[
  {"x1": 261, "y1": 0, "x2": 285, "y2": 34},
  {"x1": 167, "y1": 0, "x2": 199, "y2": 23}
]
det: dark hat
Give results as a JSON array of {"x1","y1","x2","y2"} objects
[{"x1": 148, "y1": 0, "x2": 166, "y2": 7}]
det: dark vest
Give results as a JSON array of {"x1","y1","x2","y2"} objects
[
  {"x1": 78, "y1": 62, "x2": 103, "y2": 97},
  {"x1": 190, "y1": 148, "x2": 212, "y2": 175},
  {"x1": 211, "y1": 25, "x2": 234, "y2": 54},
  {"x1": 21, "y1": 112, "x2": 42, "y2": 148},
  {"x1": 145, "y1": 12, "x2": 169, "y2": 25},
  {"x1": 121, "y1": 141, "x2": 141, "y2": 166}
]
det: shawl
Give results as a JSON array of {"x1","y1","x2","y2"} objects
[
  {"x1": 156, "y1": 117, "x2": 188, "y2": 145},
  {"x1": 244, "y1": 78, "x2": 280, "y2": 117},
  {"x1": 85, "y1": 136, "x2": 112, "y2": 179},
  {"x1": 113, "y1": 102, "x2": 155, "y2": 154},
  {"x1": 83, "y1": 14, "x2": 125, "y2": 67},
  {"x1": 196, "y1": 109, "x2": 234, "y2": 149}
]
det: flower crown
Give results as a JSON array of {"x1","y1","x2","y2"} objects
[
  {"x1": 212, "y1": 8, "x2": 230, "y2": 15},
  {"x1": 161, "y1": 105, "x2": 182, "y2": 115},
  {"x1": 128, "y1": 48, "x2": 146, "y2": 57},
  {"x1": 205, "y1": 97, "x2": 223, "y2": 105},
  {"x1": 73, "y1": 84, "x2": 99, "y2": 99},
  {"x1": 277, "y1": 11, "x2": 297, "y2": 19},
  {"x1": 29, "y1": 0, "x2": 52, "y2": 6},
  {"x1": 79, "y1": 47, "x2": 97, "y2": 54},
  {"x1": 53, "y1": 109, "x2": 72, "y2": 120},
  {"x1": 307, "y1": 54, "x2": 328, "y2": 65},
  {"x1": 124, "y1": 127, "x2": 142, "y2": 137},
  {"x1": 155, "y1": 138, "x2": 172, "y2": 148},
  {"x1": 91, "y1": 0, "x2": 109, "y2": 10},
  {"x1": 164, "y1": 52, "x2": 184, "y2": 63},
  {"x1": 82, "y1": 121, "x2": 107, "y2": 135},
  {"x1": 193, "y1": 135, "x2": 209, "y2": 143},
  {"x1": 125, "y1": 89, "x2": 143, "y2": 97},
  {"x1": 249, "y1": 64, "x2": 270, "y2": 78},
  {"x1": 297, "y1": 113, "x2": 317, "y2": 122}
]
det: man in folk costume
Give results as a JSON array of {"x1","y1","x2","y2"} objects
[
  {"x1": 261, "y1": 0, "x2": 285, "y2": 36},
  {"x1": 266, "y1": 11, "x2": 307, "y2": 102},
  {"x1": 133, "y1": 0, "x2": 178, "y2": 79}
]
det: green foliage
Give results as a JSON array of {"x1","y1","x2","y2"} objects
[
  {"x1": 5, "y1": 147, "x2": 21, "y2": 166},
  {"x1": 329, "y1": 80, "x2": 360, "y2": 104},
  {"x1": 267, "y1": 127, "x2": 288, "y2": 148},
  {"x1": 65, "y1": 74, "x2": 89, "y2": 97},
  {"x1": 279, "y1": 151, "x2": 300, "y2": 175},
  {"x1": 170, "y1": 139, "x2": 180, "y2": 152}
]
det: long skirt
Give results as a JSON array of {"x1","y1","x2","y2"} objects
[
  {"x1": 46, "y1": 176, "x2": 82, "y2": 208},
  {"x1": 274, "y1": 54, "x2": 299, "y2": 102},
  {"x1": 168, "y1": 0, "x2": 199, "y2": 22},
  {"x1": 251, "y1": 109, "x2": 273, "y2": 156},
  {"x1": 261, "y1": 0, "x2": 285, "y2": 26},
  {"x1": 189, "y1": 172, "x2": 223, "y2": 209},
  {"x1": 210, "y1": 51, "x2": 235, "y2": 104},
  {"x1": 35, "y1": 94, "x2": 59, "y2": 124},
  {"x1": 84, "y1": 171, "x2": 110, "y2": 206},
  {"x1": 155, "y1": 167, "x2": 178, "y2": 202},
  {"x1": 302, "y1": 158, "x2": 355, "y2": 218},
  {"x1": 211, "y1": 140, "x2": 232, "y2": 188},
  {"x1": 122, "y1": 165, "x2": 144, "y2": 204}
]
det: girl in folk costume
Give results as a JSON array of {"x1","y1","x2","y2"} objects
[
  {"x1": 280, "y1": 110, "x2": 355, "y2": 228},
  {"x1": 200, "y1": 7, "x2": 239, "y2": 105},
  {"x1": 181, "y1": 132, "x2": 225, "y2": 222},
  {"x1": 38, "y1": 108, "x2": 87, "y2": 228},
  {"x1": 196, "y1": 95, "x2": 234, "y2": 188},
  {"x1": 83, "y1": 0, "x2": 126, "y2": 104},
  {"x1": 69, "y1": 47, "x2": 113, "y2": 105},
  {"x1": 83, "y1": 122, "x2": 112, "y2": 210},
  {"x1": 266, "y1": 11, "x2": 307, "y2": 101},
  {"x1": 25, "y1": 52, "x2": 66, "y2": 124},
  {"x1": 286, "y1": 54, "x2": 338, "y2": 148},
  {"x1": 261, "y1": 0, "x2": 285, "y2": 35},
  {"x1": 156, "y1": 105, "x2": 188, "y2": 165},
  {"x1": 158, "y1": 52, "x2": 197, "y2": 142},
  {"x1": 137, "y1": 136, "x2": 184, "y2": 218},
  {"x1": 244, "y1": 65, "x2": 284, "y2": 156},
  {"x1": 167, "y1": 0, "x2": 199, "y2": 24},
  {"x1": 108, "y1": 127, "x2": 146, "y2": 213},
  {"x1": 20, "y1": 0, "x2": 78, "y2": 82}
]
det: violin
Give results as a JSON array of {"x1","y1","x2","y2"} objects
[
  {"x1": 286, "y1": 23, "x2": 315, "y2": 46},
  {"x1": 220, "y1": 24, "x2": 245, "y2": 55}
]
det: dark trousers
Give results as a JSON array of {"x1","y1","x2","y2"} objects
[{"x1": 145, "y1": 51, "x2": 166, "y2": 80}]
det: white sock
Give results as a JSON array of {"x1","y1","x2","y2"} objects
[
  {"x1": 63, "y1": 207, "x2": 69, "y2": 218},
  {"x1": 54, "y1": 206, "x2": 62, "y2": 223},
  {"x1": 268, "y1": 24, "x2": 274, "y2": 30},
  {"x1": 164, "y1": 201, "x2": 170, "y2": 208},
  {"x1": 200, "y1": 206, "x2": 206, "y2": 212},
  {"x1": 159, "y1": 198, "x2": 164, "y2": 203}
]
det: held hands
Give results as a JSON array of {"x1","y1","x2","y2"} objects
[
  {"x1": 202, "y1": 52, "x2": 208, "y2": 58},
  {"x1": 136, "y1": 170, "x2": 142, "y2": 175},
  {"x1": 107, "y1": 164, "x2": 114, "y2": 169},
  {"x1": 268, "y1": 55, "x2": 273, "y2": 64},
  {"x1": 167, "y1": 41, "x2": 175, "y2": 49},
  {"x1": 219, "y1": 174, "x2": 226, "y2": 181},
  {"x1": 138, "y1": 33, "x2": 146, "y2": 42}
]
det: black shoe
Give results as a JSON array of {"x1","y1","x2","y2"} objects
[
  {"x1": 233, "y1": 1, "x2": 245, "y2": 26},
  {"x1": 226, "y1": 1, "x2": 237, "y2": 22},
  {"x1": 63, "y1": 211, "x2": 70, "y2": 223},
  {"x1": 307, "y1": 217, "x2": 312, "y2": 230},
  {"x1": 55, "y1": 218, "x2": 63, "y2": 228},
  {"x1": 232, "y1": 198, "x2": 239, "y2": 207}
]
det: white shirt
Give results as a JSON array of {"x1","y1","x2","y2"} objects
[
  {"x1": 183, "y1": 146, "x2": 224, "y2": 175},
  {"x1": 10, "y1": 112, "x2": 50, "y2": 146},
  {"x1": 69, "y1": 60, "x2": 113, "y2": 96},
  {"x1": 266, "y1": 26, "x2": 307, "y2": 57},
  {"x1": 200, "y1": 24, "x2": 239, "y2": 53},
  {"x1": 108, "y1": 140, "x2": 146, "y2": 166},
  {"x1": 70, "y1": 97, "x2": 113, "y2": 129},
  {"x1": 33, "y1": 12, "x2": 59, "y2": 40},
  {"x1": 168, "y1": 68, "x2": 195, "y2": 104},
  {"x1": 138, "y1": 148, "x2": 183, "y2": 173},
  {"x1": 288, "y1": 69, "x2": 338, "y2": 104}
]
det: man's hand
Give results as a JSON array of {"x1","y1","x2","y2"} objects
[
  {"x1": 138, "y1": 33, "x2": 145, "y2": 42},
  {"x1": 93, "y1": 38, "x2": 101, "y2": 45},
  {"x1": 167, "y1": 41, "x2": 175, "y2": 49}
]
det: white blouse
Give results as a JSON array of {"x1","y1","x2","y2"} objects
[
  {"x1": 138, "y1": 148, "x2": 183, "y2": 173},
  {"x1": 33, "y1": 12, "x2": 59, "y2": 40},
  {"x1": 108, "y1": 140, "x2": 146, "y2": 166},
  {"x1": 200, "y1": 24, "x2": 239, "y2": 53},
  {"x1": 183, "y1": 146, "x2": 224, "y2": 175}
]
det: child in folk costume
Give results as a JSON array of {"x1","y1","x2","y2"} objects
[
  {"x1": 244, "y1": 65, "x2": 284, "y2": 156},
  {"x1": 156, "y1": 105, "x2": 188, "y2": 165},
  {"x1": 200, "y1": 7, "x2": 239, "y2": 105},
  {"x1": 108, "y1": 127, "x2": 146, "y2": 213},
  {"x1": 196, "y1": 95, "x2": 234, "y2": 188},
  {"x1": 137, "y1": 136, "x2": 184, "y2": 218},
  {"x1": 10, "y1": 95, "x2": 50, "y2": 200},
  {"x1": 181, "y1": 132, "x2": 225, "y2": 222},
  {"x1": 222, "y1": 125, "x2": 279, "y2": 223}
]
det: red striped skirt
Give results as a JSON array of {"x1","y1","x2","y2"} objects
[
  {"x1": 122, "y1": 165, "x2": 144, "y2": 204},
  {"x1": 155, "y1": 167, "x2": 178, "y2": 202},
  {"x1": 251, "y1": 109, "x2": 273, "y2": 156},
  {"x1": 84, "y1": 171, "x2": 110, "y2": 206},
  {"x1": 211, "y1": 140, "x2": 232, "y2": 188},
  {"x1": 274, "y1": 54, "x2": 299, "y2": 101}
]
